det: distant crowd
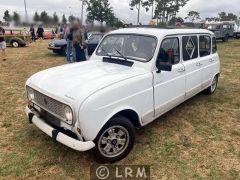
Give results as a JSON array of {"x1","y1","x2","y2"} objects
[{"x1": 0, "y1": 19, "x2": 96, "y2": 63}]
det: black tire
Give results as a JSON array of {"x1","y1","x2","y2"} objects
[
  {"x1": 205, "y1": 75, "x2": 218, "y2": 95},
  {"x1": 62, "y1": 46, "x2": 67, "y2": 56},
  {"x1": 93, "y1": 116, "x2": 135, "y2": 163}
]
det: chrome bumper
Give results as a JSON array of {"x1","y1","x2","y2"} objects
[{"x1": 25, "y1": 106, "x2": 95, "y2": 151}]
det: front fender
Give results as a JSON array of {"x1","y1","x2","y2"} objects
[
  {"x1": 10, "y1": 37, "x2": 25, "y2": 45},
  {"x1": 77, "y1": 73, "x2": 154, "y2": 141}
]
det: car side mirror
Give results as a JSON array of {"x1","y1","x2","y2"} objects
[{"x1": 156, "y1": 61, "x2": 172, "y2": 73}]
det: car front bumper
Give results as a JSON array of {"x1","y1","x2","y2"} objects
[
  {"x1": 48, "y1": 46, "x2": 61, "y2": 50},
  {"x1": 25, "y1": 106, "x2": 95, "y2": 151}
]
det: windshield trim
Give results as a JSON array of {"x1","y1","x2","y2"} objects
[{"x1": 96, "y1": 33, "x2": 158, "y2": 63}]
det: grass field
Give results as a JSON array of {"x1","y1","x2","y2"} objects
[{"x1": 0, "y1": 40, "x2": 240, "y2": 179}]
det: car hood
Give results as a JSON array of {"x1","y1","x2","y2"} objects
[
  {"x1": 50, "y1": 39, "x2": 67, "y2": 46},
  {"x1": 26, "y1": 60, "x2": 147, "y2": 105}
]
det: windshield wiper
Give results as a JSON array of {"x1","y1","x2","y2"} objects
[
  {"x1": 100, "y1": 47, "x2": 112, "y2": 58},
  {"x1": 113, "y1": 47, "x2": 128, "y2": 61}
]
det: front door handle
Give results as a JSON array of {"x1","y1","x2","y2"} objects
[{"x1": 178, "y1": 67, "x2": 185, "y2": 73}]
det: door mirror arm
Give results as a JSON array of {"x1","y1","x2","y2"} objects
[{"x1": 156, "y1": 60, "x2": 173, "y2": 72}]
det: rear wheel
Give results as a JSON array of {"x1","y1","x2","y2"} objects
[
  {"x1": 93, "y1": 116, "x2": 135, "y2": 163},
  {"x1": 205, "y1": 75, "x2": 218, "y2": 95},
  {"x1": 12, "y1": 41, "x2": 19, "y2": 48}
]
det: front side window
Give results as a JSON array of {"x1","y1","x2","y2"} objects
[
  {"x1": 96, "y1": 34, "x2": 157, "y2": 62},
  {"x1": 157, "y1": 38, "x2": 180, "y2": 65},
  {"x1": 182, "y1": 36, "x2": 198, "y2": 61},
  {"x1": 199, "y1": 35, "x2": 211, "y2": 57},
  {"x1": 212, "y1": 37, "x2": 217, "y2": 53}
]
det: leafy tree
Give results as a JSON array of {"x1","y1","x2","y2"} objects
[
  {"x1": 154, "y1": 0, "x2": 189, "y2": 24},
  {"x1": 12, "y1": 11, "x2": 20, "y2": 25},
  {"x1": 86, "y1": 0, "x2": 113, "y2": 26},
  {"x1": 53, "y1": 12, "x2": 59, "y2": 24},
  {"x1": 169, "y1": 16, "x2": 184, "y2": 25},
  {"x1": 62, "y1": 14, "x2": 67, "y2": 24},
  {"x1": 40, "y1": 11, "x2": 50, "y2": 24},
  {"x1": 3, "y1": 10, "x2": 12, "y2": 23},
  {"x1": 219, "y1": 12, "x2": 237, "y2": 21},
  {"x1": 106, "y1": 12, "x2": 124, "y2": 27},
  {"x1": 33, "y1": 12, "x2": 40, "y2": 22},
  {"x1": 185, "y1": 11, "x2": 201, "y2": 22},
  {"x1": 129, "y1": 0, "x2": 150, "y2": 24},
  {"x1": 68, "y1": 15, "x2": 76, "y2": 23}
]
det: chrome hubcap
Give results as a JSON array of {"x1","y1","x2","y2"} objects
[
  {"x1": 13, "y1": 42, "x2": 18, "y2": 47},
  {"x1": 211, "y1": 77, "x2": 217, "y2": 92},
  {"x1": 98, "y1": 126, "x2": 129, "y2": 158}
]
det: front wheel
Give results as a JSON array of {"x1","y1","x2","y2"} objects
[
  {"x1": 93, "y1": 116, "x2": 135, "y2": 163},
  {"x1": 205, "y1": 75, "x2": 218, "y2": 95},
  {"x1": 12, "y1": 41, "x2": 19, "y2": 48}
]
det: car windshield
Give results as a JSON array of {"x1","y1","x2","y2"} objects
[
  {"x1": 207, "y1": 25, "x2": 221, "y2": 30},
  {"x1": 96, "y1": 34, "x2": 157, "y2": 62}
]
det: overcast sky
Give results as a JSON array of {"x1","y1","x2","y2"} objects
[{"x1": 0, "y1": 0, "x2": 239, "y2": 24}]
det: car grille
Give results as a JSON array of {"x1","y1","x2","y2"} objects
[{"x1": 26, "y1": 86, "x2": 68, "y2": 122}]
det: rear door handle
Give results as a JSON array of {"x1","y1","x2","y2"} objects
[
  {"x1": 196, "y1": 62, "x2": 202, "y2": 67},
  {"x1": 209, "y1": 59, "x2": 215, "y2": 62}
]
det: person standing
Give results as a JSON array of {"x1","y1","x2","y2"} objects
[
  {"x1": 30, "y1": 25, "x2": 36, "y2": 42},
  {"x1": 37, "y1": 25, "x2": 44, "y2": 40},
  {"x1": 0, "y1": 27, "x2": 6, "y2": 61},
  {"x1": 66, "y1": 25, "x2": 75, "y2": 63},
  {"x1": 72, "y1": 20, "x2": 86, "y2": 62},
  {"x1": 60, "y1": 25, "x2": 64, "y2": 39}
]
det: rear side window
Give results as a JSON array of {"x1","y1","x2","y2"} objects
[
  {"x1": 212, "y1": 37, "x2": 217, "y2": 53},
  {"x1": 182, "y1": 36, "x2": 198, "y2": 61},
  {"x1": 158, "y1": 38, "x2": 180, "y2": 65},
  {"x1": 199, "y1": 35, "x2": 211, "y2": 57}
]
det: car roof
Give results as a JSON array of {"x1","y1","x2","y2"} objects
[{"x1": 108, "y1": 27, "x2": 214, "y2": 38}]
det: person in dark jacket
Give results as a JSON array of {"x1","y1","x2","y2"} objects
[
  {"x1": 72, "y1": 20, "x2": 86, "y2": 62},
  {"x1": 30, "y1": 25, "x2": 36, "y2": 42},
  {"x1": 66, "y1": 25, "x2": 75, "y2": 63},
  {"x1": 37, "y1": 25, "x2": 44, "y2": 40}
]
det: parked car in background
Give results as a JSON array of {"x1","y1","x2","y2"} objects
[
  {"x1": 48, "y1": 39, "x2": 67, "y2": 55},
  {"x1": 48, "y1": 32, "x2": 104, "y2": 56},
  {"x1": 85, "y1": 32, "x2": 104, "y2": 55},
  {"x1": 26, "y1": 28, "x2": 220, "y2": 162},
  {"x1": 4, "y1": 29, "x2": 31, "y2": 47},
  {"x1": 43, "y1": 30, "x2": 55, "y2": 39},
  {"x1": 206, "y1": 21, "x2": 235, "y2": 41},
  {"x1": 233, "y1": 20, "x2": 240, "y2": 39}
]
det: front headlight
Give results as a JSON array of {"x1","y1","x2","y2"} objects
[
  {"x1": 64, "y1": 106, "x2": 73, "y2": 124},
  {"x1": 28, "y1": 88, "x2": 35, "y2": 100}
]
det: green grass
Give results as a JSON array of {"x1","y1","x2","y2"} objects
[{"x1": 0, "y1": 40, "x2": 240, "y2": 179}]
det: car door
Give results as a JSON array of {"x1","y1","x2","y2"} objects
[
  {"x1": 181, "y1": 35, "x2": 203, "y2": 99},
  {"x1": 153, "y1": 37, "x2": 186, "y2": 117},
  {"x1": 199, "y1": 35, "x2": 214, "y2": 89}
]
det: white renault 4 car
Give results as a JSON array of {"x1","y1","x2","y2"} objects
[{"x1": 25, "y1": 28, "x2": 220, "y2": 162}]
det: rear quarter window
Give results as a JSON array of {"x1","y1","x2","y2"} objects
[{"x1": 182, "y1": 36, "x2": 198, "y2": 61}]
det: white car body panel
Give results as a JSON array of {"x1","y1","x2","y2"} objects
[{"x1": 25, "y1": 28, "x2": 220, "y2": 149}]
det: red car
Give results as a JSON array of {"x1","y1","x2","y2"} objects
[{"x1": 43, "y1": 30, "x2": 55, "y2": 39}]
